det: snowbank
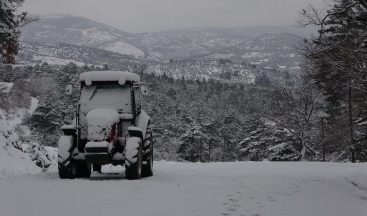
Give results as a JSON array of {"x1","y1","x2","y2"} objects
[
  {"x1": 0, "y1": 86, "x2": 41, "y2": 178},
  {"x1": 0, "y1": 110, "x2": 40, "y2": 179},
  {"x1": 0, "y1": 145, "x2": 40, "y2": 179}
]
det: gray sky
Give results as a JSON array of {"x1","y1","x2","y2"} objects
[{"x1": 23, "y1": 0, "x2": 328, "y2": 33}]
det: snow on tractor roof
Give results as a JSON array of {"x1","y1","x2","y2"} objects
[{"x1": 79, "y1": 71, "x2": 140, "y2": 86}]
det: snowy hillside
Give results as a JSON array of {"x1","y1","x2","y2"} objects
[
  {"x1": 146, "y1": 60, "x2": 255, "y2": 84},
  {"x1": 21, "y1": 15, "x2": 307, "y2": 64},
  {"x1": 131, "y1": 26, "x2": 308, "y2": 60},
  {"x1": 0, "y1": 161, "x2": 366, "y2": 216},
  {"x1": 18, "y1": 15, "x2": 304, "y2": 88},
  {"x1": 18, "y1": 41, "x2": 143, "y2": 68},
  {"x1": 21, "y1": 15, "x2": 145, "y2": 58},
  {"x1": 197, "y1": 33, "x2": 303, "y2": 71},
  {"x1": 132, "y1": 28, "x2": 244, "y2": 60}
]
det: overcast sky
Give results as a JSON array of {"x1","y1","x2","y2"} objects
[{"x1": 23, "y1": 0, "x2": 328, "y2": 33}]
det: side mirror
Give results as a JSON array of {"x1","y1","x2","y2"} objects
[
  {"x1": 140, "y1": 83, "x2": 148, "y2": 96},
  {"x1": 65, "y1": 83, "x2": 73, "y2": 96}
]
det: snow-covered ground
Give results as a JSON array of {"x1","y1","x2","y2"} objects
[{"x1": 0, "y1": 161, "x2": 366, "y2": 216}]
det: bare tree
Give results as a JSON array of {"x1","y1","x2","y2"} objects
[{"x1": 265, "y1": 66, "x2": 322, "y2": 160}]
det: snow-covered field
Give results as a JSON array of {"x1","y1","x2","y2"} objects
[{"x1": 0, "y1": 161, "x2": 366, "y2": 216}]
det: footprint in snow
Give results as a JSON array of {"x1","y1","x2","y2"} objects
[
  {"x1": 267, "y1": 195, "x2": 275, "y2": 202},
  {"x1": 256, "y1": 201, "x2": 265, "y2": 208},
  {"x1": 221, "y1": 193, "x2": 244, "y2": 215},
  {"x1": 228, "y1": 207, "x2": 237, "y2": 212},
  {"x1": 229, "y1": 198, "x2": 239, "y2": 202}
]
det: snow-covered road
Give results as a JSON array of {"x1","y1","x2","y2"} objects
[{"x1": 0, "y1": 162, "x2": 367, "y2": 216}]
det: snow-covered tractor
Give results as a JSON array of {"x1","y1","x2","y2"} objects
[{"x1": 58, "y1": 71, "x2": 153, "y2": 179}]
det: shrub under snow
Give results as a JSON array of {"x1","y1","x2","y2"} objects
[{"x1": 238, "y1": 120, "x2": 301, "y2": 161}]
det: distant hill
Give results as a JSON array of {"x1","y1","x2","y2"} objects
[
  {"x1": 19, "y1": 15, "x2": 304, "y2": 83},
  {"x1": 129, "y1": 26, "x2": 307, "y2": 60},
  {"x1": 21, "y1": 15, "x2": 307, "y2": 62},
  {"x1": 21, "y1": 15, "x2": 146, "y2": 59},
  {"x1": 193, "y1": 33, "x2": 304, "y2": 69},
  {"x1": 145, "y1": 33, "x2": 303, "y2": 86}
]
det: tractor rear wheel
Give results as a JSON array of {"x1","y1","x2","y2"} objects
[
  {"x1": 76, "y1": 161, "x2": 91, "y2": 178},
  {"x1": 142, "y1": 129, "x2": 153, "y2": 177},
  {"x1": 58, "y1": 160, "x2": 77, "y2": 179},
  {"x1": 125, "y1": 137, "x2": 143, "y2": 180}
]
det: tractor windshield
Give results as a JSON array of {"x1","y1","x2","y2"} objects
[{"x1": 80, "y1": 83, "x2": 132, "y2": 114}]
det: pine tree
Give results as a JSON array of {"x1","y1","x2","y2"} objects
[
  {"x1": 0, "y1": 0, "x2": 30, "y2": 64},
  {"x1": 177, "y1": 125, "x2": 210, "y2": 162},
  {"x1": 301, "y1": 0, "x2": 367, "y2": 161}
]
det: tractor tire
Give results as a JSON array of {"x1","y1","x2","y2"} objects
[
  {"x1": 76, "y1": 161, "x2": 91, "y2": 178},
  {"x1": 142, "y1": 129, "x2": 153, "y2": 177},
  {"x1": 58, "y1": 160, "x2": 77, "y2": 179},
  {"x1": 125, "y1": 137, "x2": 143, "y2": 180},
  {"x1": 58, "y1": 135, "x2": 77, "y2": 179}
]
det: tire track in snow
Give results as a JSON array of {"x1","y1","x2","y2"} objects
[
  {"x1": 220, "y1": 181, "x2": 266, "y2": 216},
  {"x1": 344, "y1": 177, "x2": 367, "y2": 200}
]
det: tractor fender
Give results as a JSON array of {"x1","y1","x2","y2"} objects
[
  {"x1": 135, "y1": 110, "x2": 150, "y2": 140},
  {"x1": 58, "y1": 135, "x2": 74, "y2": 164},
  {"x1": 61, "y1": 124, "x2": 77, "y2": 136}
]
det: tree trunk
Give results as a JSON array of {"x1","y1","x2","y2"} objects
[
  {"x1": 222, "y1": 136, "x2": 225, "y2": 162},
  {"x1": 208, "y1": 141, "x2": 211, "y2": 162},
  {"x1": 321, "y1": 118, "x2": 326, "y2": 162},
  {"x1": 300, "y1": 137, "x2": 306, "y2": 161},
  {"x1": 348, "y1": 84, "x2": 355, "y2": 163}
]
